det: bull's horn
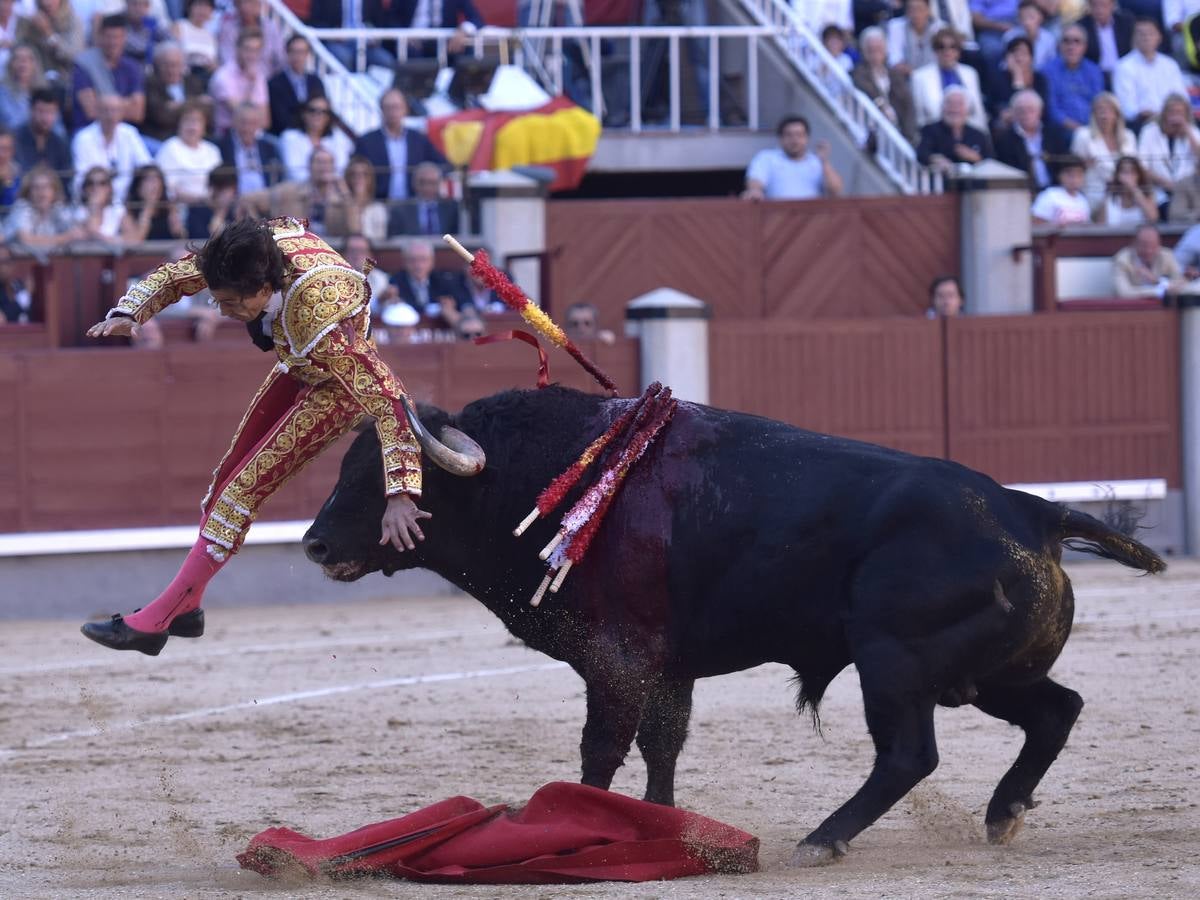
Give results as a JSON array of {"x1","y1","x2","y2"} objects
[{"x1": 400, "y1": 396, "x2": 486, "y2": 477}]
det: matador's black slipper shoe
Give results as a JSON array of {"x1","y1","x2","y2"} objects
[
  {"x1": 166, "y1": 608, "x2": 205, "y2": 638},
  {"x1": 80, "y1": 615, "x2": 170, "y2": 656}
]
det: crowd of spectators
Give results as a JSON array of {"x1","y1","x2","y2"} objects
[
  {"x1": 744, "y1": 0, "x2": 1200, "y2": 231},
  {"x1": 0, "y1": 0, "x2": 472, "y2": 271}
]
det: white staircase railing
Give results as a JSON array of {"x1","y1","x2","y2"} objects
[
  {"x1": 263, "y1": 0, "x2": 383, "y2": 134},
  {"x1": 737, "y1": 0, "x2": 940, "y2": 194}
]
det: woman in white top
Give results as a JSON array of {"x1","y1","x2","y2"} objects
[
  {"x1": 1097, "y1": 155, "x2": 1159, "y2": 226},
  {"x1": 342, "y1": 155, "x2": 388, "y2": 242},
  {"x1": 279, "y1": 97, "x2": 354, "y2": 183},
  {"x1": 1137, "y1": 93, "x2": 1200, "y2": 202},
  {"x1": 74, "y1": 165, "x2": 125, "y2": 241},
  {"x1": 171, "y1": 0, "x2": 218, "y2": 74},
  {"x1": 154, "y1": 100, "x2": 221, "y2": 203},
  {"x1": 1071, "y1": 92, "x2": 1136, "y2": 211}
]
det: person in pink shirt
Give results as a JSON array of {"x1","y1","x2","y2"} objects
[{"x1": 209, "y1": 29, "x2": 269, "y2": 136}]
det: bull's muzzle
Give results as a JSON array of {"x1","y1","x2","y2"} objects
[{"x1": 400, "y1": 396, "x2": 486, "y2": 477}]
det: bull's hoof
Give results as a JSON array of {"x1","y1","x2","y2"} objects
[
  {"x1": 986, "y1": 801, "x2": 1029, "y2": 845},
  {"x1": 789, "y1": 840, "x2": 848, "y2": 867}
]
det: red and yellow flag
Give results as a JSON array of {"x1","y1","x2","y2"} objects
[{"x1": 427, "y1": 96, "x2": 601, "y2": 192}]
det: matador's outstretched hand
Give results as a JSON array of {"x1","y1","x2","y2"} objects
[{"x1": 87, "y1": 317, "x2": 139, "y2": 339}]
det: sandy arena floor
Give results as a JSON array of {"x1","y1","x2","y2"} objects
[{"x1": 0, "y1": 559, "x2": 1197, "y2": 898}]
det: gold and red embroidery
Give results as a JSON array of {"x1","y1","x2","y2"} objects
[{"x1": 104, "y1": 218, "x2": 423, "y2": 553}]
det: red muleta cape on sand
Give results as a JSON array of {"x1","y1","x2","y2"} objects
[{"x1": 237, "y1": 782, "x2": 759, "y2": 884}]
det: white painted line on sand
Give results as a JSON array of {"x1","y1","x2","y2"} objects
[
  {"x1": 1, "y1": 661, "x2": 571, "y2": 759},
  {"x1": 0, "y1": 626, "x2": 499, "y2": 677}
]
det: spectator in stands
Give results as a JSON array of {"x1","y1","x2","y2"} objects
[
  {"x1": 73, "y1": 14, "x2": 146, "y2": 130},
  {"x1": 1164, "y1": 0, "x2": 1200, "y2": 62},
  {"x1": 0, "y1": 125, "x2": 18, "y2": 208},
  {"x1": 210, "y1": 29, "x2": 271, "y2": 136},
  {"x1": 310, "y1": 0, "x2": 396, "y2": 71},
  {"x1": 742, "y1": 115, "x2": 844, "y2": 200},
  {"x1": 14, "y1": 89, "x2": 70, "y2": 193},
  {"x1": 1031, "y1": 155, "x2": 1093, "y2": 224},
  {"x1": 355, "y1": 89, "x2": 447, "y2": 202},
  {"x1": 239, "y1": 145, "x2": 349, "y2": 235},
  {"x1": 1098, "y1": 154, "x2": 1159, "y2": 224},
  {"x1": 970, "y1": 0, "x2": 1021, "y2": 72},
  {"x1": 1113, "y1": 223, "x2": 1186, "y2": 297},
  {"x1": 216, "y1": 0, "x2": 286, "y2": 76},
  {"x1": 340, "y1": 154, "x2": 387, "y2": 241},
  {"x1": 0, "y1": 0, "x2": 19, "y2": 77},
  {"x1": 926, "y1": 275, "x2": 964, "y2": 317},
  {"x1": 1137, "y1": 93, "x2": 1200, "y2": 211},
  {"x1": 987, "y1": 36, "x2": 1048, "y2": 128},
  {"x1": 1172, "y1": 219, "x2": 1200, "y2": 277},
  {"x1": 0, "y1": 244, "x2": 32, "y2": 323},
  {"x1": 1042, "y1": 25, "x2": 1104, "y2": 136},
  {"x1": 455, "y1": 307, "x2": 485, "y2": 340},
  {"x1": 374, "y1": 0, "x2": 484, "y2": 59},
  {"x1": 217, "y1": 101, "x2": 282, "y2": 195},
  {"x1": 391, "y1": 238, "x2": 463, "y2": 324},
  {"x1": 71, "y1": 92, "x2": 152, "y2": 200},
  {"x1": 3, "y1": 163, "x2": 82, "y2": 249},
  {"x1": 821, "y1": 24, "x2": 855, "y2": 72},
  {"x1": 1167, "y1": 160, "x2": 1200, "y2": 222},
  {"x1": 342, "y1": 232, "x2": 393, "y2": 303},
  {"x1": 120, "y1": 163, "x2": 184, "y2": 241},
  {"x1": 1002, "y1": 0, "x2": 1057, "y2": 68},
  {"x1": 1114, "y1": 18, "x2": 1187, "y2": 128},
  {"x1": 457, "y1": 250, "x2": 508, "y2": 316},
  {"x1": 390, "y1": 160, "x2": 459, "y2": 236},
  {"x1": 1079, "y1": 0, "x2": 1133, "y2": 88},
  {"x1": 564, "y1": 301, "x2": 616, "y2": 342},
  {"x1": 916, "y1": 85, "x2": 994, "y2": 172},
  {"x1": 853, "y1": 26, "x2": 918, "y2": 144},
  {"x1": 268, "y1": 35, "x2": 326, "y2": 136},
  {"x1": 143, "y1": 42, "x2": 212, "y2": 143},
  {"x1": 995, "y1": 90, "x2": 1070, "y2": 192},
  {"x1": 172, "y1": 0, "x2": 218, "y2": 76},
  {"x1": 15, "y1": 0, "x2": 84, "y2": 86},
  {"x1": 122, "y1": 0, "x2": 161, "y2": 65},
  {"x1": 912, "y1": 27, "x2": 988, "y2": 131},
  {"x1": 0, "y1": 46, "x2": 46, "y2": 131},
  {"x1": 280, "y1": 96, "x2": 352, "y2": 182},
  {"x1": 886, "y1": 0, "x2": 944, "y2": 76},
  {"x1": 75, "y1": 164, "x2": 125, "y2": 241},
  {"x1": 184, "y1": 165, "x2": 238, "y2": 239},
  {"x1": 1072, "y1": 91, "x2": 1135, "y2": 210},
  {"x1": 155, "y1": 100, "x2": 220, "y2": 204}
]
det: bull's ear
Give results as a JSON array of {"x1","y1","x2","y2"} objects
[{"x1": 353, "y1": 416, "x2": 377, "y2": 433}]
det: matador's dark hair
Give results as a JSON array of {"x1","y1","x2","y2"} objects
[{"x1": 194, "y1": 218, "x2": 286, "y2": 296}]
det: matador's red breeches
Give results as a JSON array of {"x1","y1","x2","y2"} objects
[{"x1": 199, "y1": 370, "x2": 362, "y2": 558}]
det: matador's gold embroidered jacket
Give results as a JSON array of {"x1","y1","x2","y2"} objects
[{"x1": 105, "y1": 217, "x2": 423, "y2": 499}]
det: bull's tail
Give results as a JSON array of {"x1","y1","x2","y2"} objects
[{"x1": 1055, "y1": 506, "x2": 1166, "y2": 574}]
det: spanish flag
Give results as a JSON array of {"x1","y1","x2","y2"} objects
[{"x1": 427, "y1": 96, "x2": 601, "y2": 193}]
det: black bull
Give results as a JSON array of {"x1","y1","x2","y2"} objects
[{"x1": 303, "y1": 385, "x2": 1164, "y2": 866}]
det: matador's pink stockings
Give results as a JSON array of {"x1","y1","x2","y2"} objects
[{"x1": 121, "y1": 538, "x2": 226, "y2": 633}]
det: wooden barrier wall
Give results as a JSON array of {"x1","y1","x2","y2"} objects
[
  {"x1": 546, "y1": 195, "x2": 960, "y2": 326},
  {"x1": 0, "y1": 338, "x2": 636, "y2": 534},
  {"x1": 710, "y1": 310, "x2": 1181, "y2": 488}
]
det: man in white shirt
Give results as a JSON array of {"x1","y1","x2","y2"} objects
[
  {"x1": 71, "y1": 93, "x2": 152, "y2": 201},
  {"x1": 1113, "y1": 18, "x2": 1188, "y2": 127},
  {"x1": 742, "y1": 115, "x2": 844, "y2": 200}
]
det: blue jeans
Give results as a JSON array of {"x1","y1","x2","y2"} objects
[{"x1": 326, "y1": 40, "x2": 396, "y2": 72}]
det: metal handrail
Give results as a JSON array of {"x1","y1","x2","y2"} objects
[{"x1": 262, "y1": 0, "x2": 385, "y2": 134}]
